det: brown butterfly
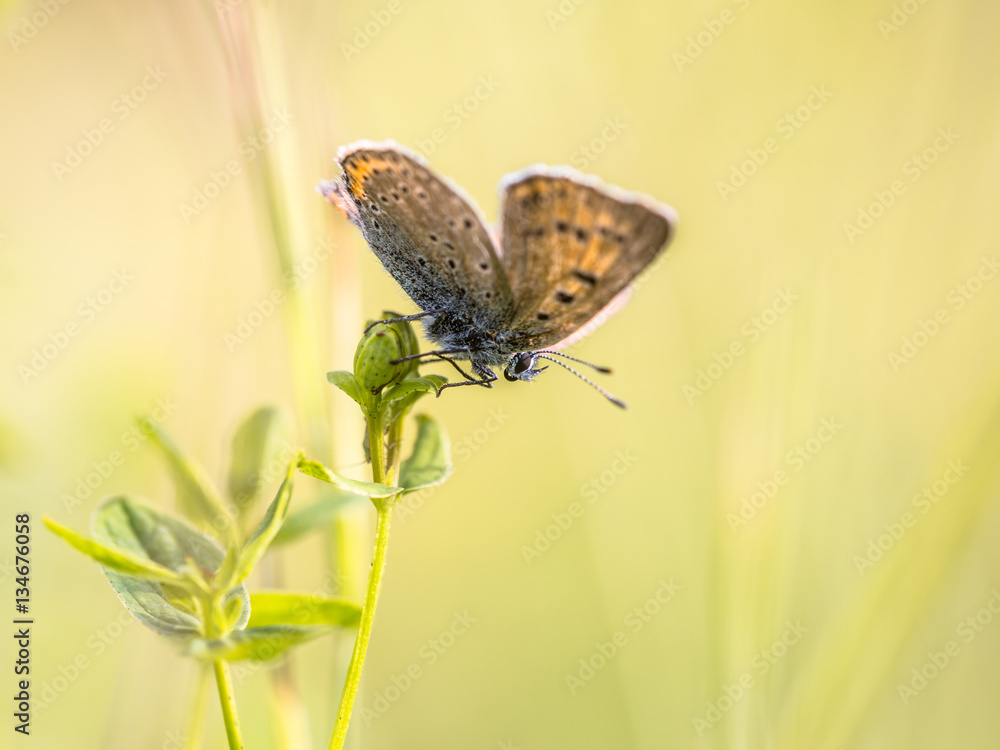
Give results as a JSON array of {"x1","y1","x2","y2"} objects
[{"x1": 319, "y1": 140, "x2": 677, "y2": 407}]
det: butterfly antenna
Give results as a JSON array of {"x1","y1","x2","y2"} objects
[
  {"x1": 534, "y1": 355, "x2": 627, "y2": 409},
  {"x1": 535, "y1": 350, "x2": 613, "y2": 374}
]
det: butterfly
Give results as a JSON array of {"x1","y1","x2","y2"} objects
[{"x1": 318, "y1": 140, "x2": 677, "y2": 408}]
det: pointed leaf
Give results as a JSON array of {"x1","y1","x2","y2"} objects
[
  {"x1": 248, "y1": 592, "x2": 361, "y2": 628},
  {"x1": 227, "y1": 405, "x2": 289, "y2": 514},
  {"x1": 44, "y1": 516, "x2": 183, "y2": 585},
  {"x1": 213, "y1": 544, "x2": 242, "y2": 596},
  {"x1": 382, "y1": 376, "x2": 445, "y2": 403},
  {"x1": 224, "y1": 592, "x2": 248, "y2": 630},
  {"x1": 100, "y1": 570, "x2": 205, "y2": 637},
  {"x1": 144, "y1": 419, "x2": 233, "y2": 533},
  {"x1": 186, "y1": 625, "x2": 330, "y2": 662},
  {"x1": 297, "y1": 457, "x2": 402, "y2": 498},
  {"x1": 234, "y1": 457, "x2": 298, "y2": 584},
  {"x1": 327, "y1": 371, "x2": 365, "y2": 406},
  {"x1": 94, "y1": 496, "x2": 223, "y2": 572},
  {"x1": 384, "y1": 375, "x2": 448, "y2": 418},
  {"x1": 399, "y1": 414, "x2": 452, "y2": 492},
  {"x1": 91, "y1": 497, "x2": 250, "y2": 637},
  {"x1": 271, "y1": 490, "x2": 365, "y2": 547}
]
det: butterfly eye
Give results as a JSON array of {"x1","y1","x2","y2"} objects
[
  {"x1": 504, "y1": 352, "x2": 535, "y2": 381},
  {"x1": 513, "y1": 352, "x2": 534, "y2": 374}
]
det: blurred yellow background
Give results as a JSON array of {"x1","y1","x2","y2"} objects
[{"x1": 2, "y1": 0, "x2": 1000, "y2": 748}]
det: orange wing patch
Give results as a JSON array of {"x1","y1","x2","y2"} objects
[{"x1": 341, "y1": 152, "x2": 404, "y2": 200}]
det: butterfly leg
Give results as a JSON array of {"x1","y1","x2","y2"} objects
[
  {"x1": 363, "y1": 311, "x2": 440, "y2": 335},
  {"x1": 390, "y1": 347, "x2": 471, "y2": 365},
  {"x1": 388, "y1": 348, "x2": 496, "y2": 393},
  {"x1": 430, "y1": 353, "x2": 483, "y2": 384},
  {"x1": 434, "y1": 362, "x2": 498, "y2": 396}
]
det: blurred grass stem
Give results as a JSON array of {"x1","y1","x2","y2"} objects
[
  {"x1": 328, "y1": 408, "x2": 399, "y2": 750},
  {"x1": 183, "y1": 665, "x2": 211, "y2": 750}
]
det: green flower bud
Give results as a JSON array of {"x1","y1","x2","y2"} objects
[
  {"x1": 354, "y1": 324, "x2": 405, "y2": 394},
  {"x1": 354, "y1": 314, "x2": 421, "y2": 394},
  {"x1": 388, "y1": 312, "x2": 421, "y2": 379}
]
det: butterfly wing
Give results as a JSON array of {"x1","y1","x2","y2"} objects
[
  {"x1": 321, "y1": 141, "x2": 514, "y2": 328},
  {"x1": 546, "y1": 285, "x2": 634, "y2": 352},
  {"x1": 497, "y1": 167, "x2": 677, "y2": 351}
]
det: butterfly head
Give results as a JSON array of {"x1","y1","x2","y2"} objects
[
  {"x1": 503, "y1": 350, "x2": 628, "y2": 409},
  {"x1": 503, "y1": 352, "x2": 548, "y2": 382}
]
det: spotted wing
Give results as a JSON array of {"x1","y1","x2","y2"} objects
[
  {"x1": 320, "y1": 141, "x2": 513, "y2": 327},
  {"x1": 497, "y1": 168, "x2": 677, "y2": 351}
]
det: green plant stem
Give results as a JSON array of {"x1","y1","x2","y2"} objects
[
  {"x1": 367, "y1": 406, "x2": 388, "y2": 485},
  {"x1": 205, "y1": 595, "x2": 244, "y2": 750},
  {"x1": 384, "y1": 407, "x2": 407, "y2": 485},
  {"x1": 213, "y1": 660, "x2": 244, "y2": 750},
  {"x1": 328, "y1": 407, "x2": 397, "y2": 750},
  {"x1": 328, "y1": 505, "x2": 393, "y2": 750}
]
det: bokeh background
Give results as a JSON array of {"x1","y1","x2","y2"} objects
[{"x1": 2, "y1": 0, "x2": 1000, "y2": 748}]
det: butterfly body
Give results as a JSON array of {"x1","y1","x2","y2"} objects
[
  {"x1": 421, "y1": 313, "x2": 513, "y2": 366},
  {"x1": 320, "y1": 140, "x2": 677, "y2": 403}
]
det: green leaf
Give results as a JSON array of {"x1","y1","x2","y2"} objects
[
  {"x1": 144, "y1": 419, "x2": 233, "y2": 534},
  {"x1": 44, "y1": 516, "x2": 183, "y2": 585},
  {"x1": 212, "y1": 544, "x2": 242, "y2": 597},
  {"x1": 102, "y1": 571, "x2": 206, "y2": 637},
  {"x1": 382, "y1": 376, "x2": 445, "y2": 403},
  {"x1": 186, "y1": 625, "x2": 330, "y2": 662},
  {"x1": 234, "y1": 457, "x2": 298, "y2": 584},
  {"x1": 297, "y1": 457, "x2": 402, "y2": 499},
  {"x1": 227, "y1": 406, "x2": 289, "y2": 513},
  {"x1": 270, "y1": 490, "x2": 365, "y2": 547},
  {"x1": 327, "y1": 371, "x2": 365, "y2": 406},
  {"x1": 383, "y1": 375, "x2": 448, "y2": 418},
  {"x1": 223, "y1": 590, "x2": 248, "y2": 630},
  {"x1": 93, "y1": 497, "x2": 221, "y2": 572},
  {"x1": 399, "y1": 414, "x2": 452, "y2": 493},
  {"x1": 91, "y1": 497, "x2": 251, "y2": 637},
  {"x1": 248, "y1": 592, "x2": 361, "y2": 628}
]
